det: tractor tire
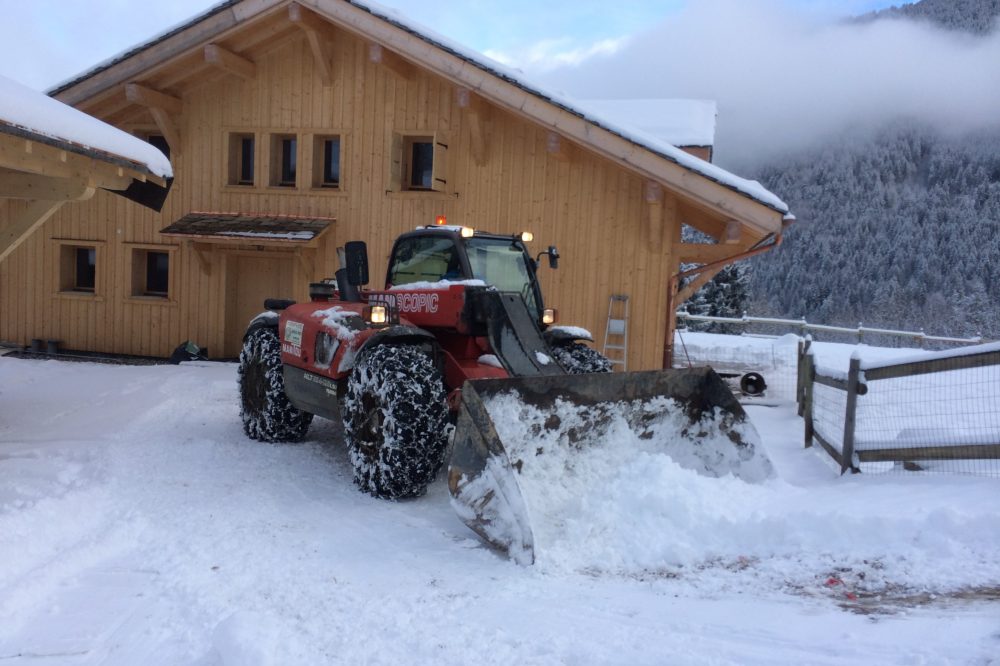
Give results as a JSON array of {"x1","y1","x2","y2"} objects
[
  {"x1": 552, "y1": 342, "x2": 613, "y2": 374},
  {"x1": 342, "y1": 344, "x2": 449, "y2": 499},
  {"x1": 238, "y1": 327, "x2": 313, "y2": 442}
]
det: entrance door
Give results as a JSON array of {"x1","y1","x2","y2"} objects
[{"x1": 225, "y1": 254, "x2": 296, "y2": 357}]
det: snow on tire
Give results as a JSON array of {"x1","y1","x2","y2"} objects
[
  {"x1": 551, "y1": 342, "x2": 613, "y2": 374},
  {"x1": 238, "y1": 327, "x2": 313, "y2": 442},
  {"x1": 342, "y1": 344, "x2": 449, "y2": 499}
]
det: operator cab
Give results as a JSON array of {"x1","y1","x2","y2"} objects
[{"x1": 386, "y1": 225, "x2": 551, "y2": 321}]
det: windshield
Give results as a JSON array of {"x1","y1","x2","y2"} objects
[{"x1": 466, "y1": 238, "x2": 539, "y2": 313}]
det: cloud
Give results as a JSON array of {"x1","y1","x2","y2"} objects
[
  {"x1": 536, "y1": 0, "x2": 1000, "y2": 168},
  {"x1": 485, "y1": 36, "x2": 629, "y2": 71}
]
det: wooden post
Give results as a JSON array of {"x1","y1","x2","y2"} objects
[
  {"x1": 841, "y1": 356, "x2": 862, "y2": 474},
  {"x1": 803, "y1": 351, "x2": 815, "y2": 448}
]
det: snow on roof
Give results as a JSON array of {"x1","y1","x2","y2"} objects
[
  {"x1": 0, "y1": 74, "x2": 172, "y2": 179},
  {"x1": 349, "y1": 0, "x2": 788, "y2": 215},
  {"x1": 578, "y1": 99, "x2": 717, "y2": 148}
]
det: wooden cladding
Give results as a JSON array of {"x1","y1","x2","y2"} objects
[{"x1": 1, "y1": 29, "x2": 727, "y2": 368}]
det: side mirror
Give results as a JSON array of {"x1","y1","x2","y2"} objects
[
  {"x1": 344, "y1": 241, "x2": 369, "y2": 286},
  {"x1": 547, "y1": 245, "x2": 560, "y2": 269}
]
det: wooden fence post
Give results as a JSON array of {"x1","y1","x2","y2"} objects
[
  {"x1": 797, "y1": 337, "x2": 811, "y2": 417},
  {"x1": 841, "y1": 356, "x2": 862, "y2": 474},
  {"x1": 803, "y1": 351, "x2": 815, "y2": 448}
]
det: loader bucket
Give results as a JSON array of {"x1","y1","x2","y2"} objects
[{"x1": 447, "y1": 367, "x2": 774, "y2": 565}]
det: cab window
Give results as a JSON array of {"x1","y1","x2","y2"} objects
[{"x1": 387, "y1": 236, "x2": 463, "y2": 286}]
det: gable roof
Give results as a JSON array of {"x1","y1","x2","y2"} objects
[{"x1": 48, "y1": 0, "x2": 789, "y2": 231}]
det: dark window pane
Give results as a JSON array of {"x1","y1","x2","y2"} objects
[
  {"x1": 281, "y1": 137, "x2": 296, "y2": 186},
  {"x1": 410, "y1": 141, "x2": 433, "y2": 189},
  {"x1": 75, "y1": 247, "x2": 95, "y2": 291},
  {"x1": 146, "y1": 251, "x2": 169, "y2": 296},
  {"x1": 240, "y1": 137, "x2": 254, "y2": 184},
  {"x1": 147, "y1": 135, "x2": 170, "y2": 160},
  {"x1": 323, "y1": 138, "x2": 340, "y2": 185}
]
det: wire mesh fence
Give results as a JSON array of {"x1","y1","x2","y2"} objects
[
  {"x1": 854, "y1": 349, "x2": 1000, "y2": 476},
  {"x1": 673, "y1": 329, "x2": 800, "y2": 403},
  {"x1": 802, "y1": 342, "x2": 1000, "y2": 478}
]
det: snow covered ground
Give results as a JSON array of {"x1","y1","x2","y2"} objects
[{"x1": 1, "y1": 339, "x2": 999, "y2": 665}]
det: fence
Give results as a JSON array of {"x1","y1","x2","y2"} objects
[
  {"x1": 677, "y1": 311, "x2": 991, "y2": 349},
  {"x1": 799, "y1": 339, "x2": 1000, "y2": 477}
]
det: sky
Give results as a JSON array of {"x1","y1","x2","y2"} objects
[
  {"x1": 0, "y1": 0, "x2": 898, "y2": 91},
  {"x1": 1, "y1": 0, "x2": 996, "y2": 168}
]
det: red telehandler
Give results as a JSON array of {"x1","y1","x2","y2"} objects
[{"x1": 238, "y1": 222, "x2": 772, "y2": 563}]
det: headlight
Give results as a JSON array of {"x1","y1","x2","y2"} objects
[
  {"x1": 541, "y1": 308, "x2": 557, "y2": 325},
  {"x1": 368, "y1": 305, "x2": 388, "y2": 325}
]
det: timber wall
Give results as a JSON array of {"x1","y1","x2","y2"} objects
[{"x1": 0, "y1": 31, "x2": 676, "y2": 368}]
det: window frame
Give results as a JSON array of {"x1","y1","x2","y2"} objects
[
  {"x1": 389, "y1": 131, "x2": 451, "y2": 194},
  {"x1": 311, "y1": 134, "x2": 343, "y2": 190},
  {"x1": 269, "y1": 133, "x2": 298, "y2": 188},
  {"x1": 227, "y1": 132, "x2": 257, "y2": 187},
  {"x1": 126, "y1": 243, "x2": 178, "y2": 304},
  {"x1": 54, "y1": 239, "x2": 105, "y2": 299}
]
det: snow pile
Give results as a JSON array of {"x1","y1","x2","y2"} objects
[
  {"x1": 546, "y1": 325, "x2": 594, "y2": 341},
  {"x1": 479, "y1": 391, "x2": 773, "y2": 571}
]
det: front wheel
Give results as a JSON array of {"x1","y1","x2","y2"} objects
[
  {"x1": 238, "y1": 327, "x2": 313, "y2": 442},
  {"x1": 342, "y1": 345, "x2": 449, "y2": 499},
  {"x1": 551, "y1": 342, "x2": 613, "y2": 374}
]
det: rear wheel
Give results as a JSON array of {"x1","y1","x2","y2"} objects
[
  {"x1": 342, "y1": 344, "x2": 449, "y2": 499},
  {"x1": 552, "y1": 342, "x2": 613, "y2": 374},
  {"x1": 239, "y1": 327, "x2": 313, "y2": 442}
]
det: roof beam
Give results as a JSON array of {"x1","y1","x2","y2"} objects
[
  {"x1": 289, "y1": 2, "x2": 335, "y2": 85},
  {"x1": 204, "y1": 44, "x2": 257, "y2": 81},
  {"x1": 0, "y1": 194, "x2": 92, "y2": 264},
  {"x1": 0, "y1": 170, "x2": 98, "y2": 201},
  {"x1": 676, "y1": 242, "x2": 751, "y2": 264},
  {"x1": 125, "y1": 83, "x2": 183, "y2": 157},
  {"x1": 124, "y1": 83, "x2": 182, "y2": 115},
  {"x1": 0, "y1": 133, "x2": 139, "y2": 190},
  {"x1": 456, "y1": 87, "x2": 490, "y2": 166},
  {"x1": 369, "y1": 43, "x2": 416, "y2": 81}
]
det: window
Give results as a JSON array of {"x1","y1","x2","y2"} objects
[
  {"x1": 387, "y1": 236, "x2": 462, "y2": 286},
  {"x1": 390, "y1": 132, "x2": 449, "y2": 192},
  {"x1": 228, "y1": 133, "x2": 255, "y2": 186},
  {"x1": 313, "y1": 135, "x2": 341, "y2": 188},
  {"x1": 131, "y1": 248, "x2": 171, "y2": 298},
  {"x1": 270, "y1": 134, "x2": 297, "y2": 187},
  {"x1": 58, "y1": 244, "x2": 98, "y2": 293},
  {"x1": 407, "y1": 137, "x2": 434, "y2": 190}
]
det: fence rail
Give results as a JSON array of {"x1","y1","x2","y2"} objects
[
  {"x1": 677, "y1": 311, "x2": 991, "y2": 347},
  {"x1": 799, "y1": 340, "x2": 1000, "y2": 476}
]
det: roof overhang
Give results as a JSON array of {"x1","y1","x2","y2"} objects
[{"x1": 160, "y1": 212, "x2": 334, "y2": 248}]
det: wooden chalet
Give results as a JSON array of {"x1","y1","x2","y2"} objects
[{"x1": 0, "y1": 0, "x2": 790, "y2": 367}]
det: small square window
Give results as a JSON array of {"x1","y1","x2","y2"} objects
[
  {"x1": 59, "y1": 244, "x2": 97, "y2": 293},
  {"x1": 132, "y1": 249, "x2": 170, "y2": 298},
  {"x1": 228, "y1": 133, "x2": 255, "y2": 186},
  {"x1": 313, "y1": 135, "x2": 341, "y2": 188},
  {"x1": 270, "y1": 134, "x2": 297, "y2": 187},
  {"x1": 406, "y1": 137, "x2": 434, "y2": 190},
  {"x1": 391, "y1": 133, "x2": 449, "y2": 192}
]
